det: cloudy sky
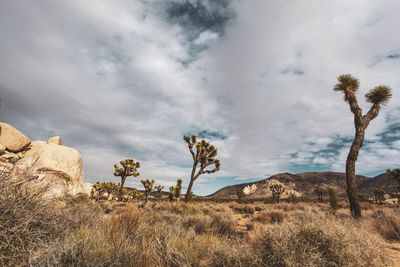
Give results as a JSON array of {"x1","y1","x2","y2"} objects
[{"x1": 1, "y1": 0, "x2": 400, "y2": 195}]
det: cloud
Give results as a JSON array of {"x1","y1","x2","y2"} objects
[{"x1": 1, "y1": 0, "x2": 400, "y2": 195}]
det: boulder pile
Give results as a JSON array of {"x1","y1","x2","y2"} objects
[{"x1": 0, "y1": 122, "x2": 91, "y2": 197}]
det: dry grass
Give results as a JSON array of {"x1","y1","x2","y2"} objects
[{"x1": 1, "y1": 173, "x2": 399, "y2": 266}]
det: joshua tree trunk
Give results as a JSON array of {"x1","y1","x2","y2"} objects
[
  {"x1": 185, "y1": 162, "x2": 197, "y2": 201},
  {"x1": 346, "y1": 127, "x2": 364, "y2": 218},
  {"x1": 119, "y1": 175, "x2": 126, "y2": 201}
]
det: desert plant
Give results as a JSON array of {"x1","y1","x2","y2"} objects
[
  {"x1": 187, "y1": 191, "x2": 194, "y2": 202},
  {"x1": 270, "y1": 183, "x2": 285, "y2": 203},
  {"x1": 140, "y1": 178, "x2": 155, "y2": 206},
  {"x1": 91, "y1": 182, "x2": 105, "y2": 201},
  {"x1": 155, "y1": 185, "x2": 164, "y2": 198},
  {"x1": 183, "y1": 135, "x2": 221, "y2": 201},
  {"x1": 387, "y1": 169, "x2": 400, "y2": 203},
  {"x1": 328, "y1": 187, "x2": 339, "y2": 214},
  {"x1": 103, "y1": 182, "x2": 119, "y2": 199},
  {"x1": 113, "y1": 159, "x2": 140, "y2": 201},
  {"x1": 168, "y1": 186, "x2": 175, "y2": 202},
  {"x1": 373, "y1": 188, "x2": 386, "y2": 204},
  {"x1": 333, "y1": 74, "x2": 392, "y2": 218},
  {"x1": 236, "y1": 189, "x2": 246, "y2": 203},
  {"x1": 175, "y1": 179, "x2": 182, "y2": 200},
  {"x1": 313, "y1": 186, "x2": 326, "y2": 201}
]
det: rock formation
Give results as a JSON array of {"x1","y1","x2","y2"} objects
[{"x1": 0, "y1": 122, "x2": 89, "y2": 197}]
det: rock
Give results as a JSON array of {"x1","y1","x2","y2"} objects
[
  {"x1": 12, "y1": 141, "x2": 85, "y2": 197},
  {"x1": 0, "y1": 122, "x2": 31, "y2": 152},
  {"x1": 0, "y1": 144, "x2": 5, "y2": 155},
  {"x1": 47, "y1": 136, "x2": 62, "y2": 145}
]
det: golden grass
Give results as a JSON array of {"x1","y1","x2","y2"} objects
[{"x1": 1, "y1": 175, "x2": 399, "y2": 267}]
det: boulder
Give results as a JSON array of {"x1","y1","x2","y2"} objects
[
  {"x1": 0, "y1": 122, "x2": 31, "y2": 152},
  {"x1": 48, "y1": 136, "x2": 62, "y2": 145},
  {"x1": 12, "y1": 141, "x2": 85, "y2": 197},
  {"x1": 0, "y1": 144, "x2": 5, "y2": 155}
]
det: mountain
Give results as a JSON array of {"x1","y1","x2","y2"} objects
[{"x1": 208, "y1": 172, "x2": 398, "y2": 199}]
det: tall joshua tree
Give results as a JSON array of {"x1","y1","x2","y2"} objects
[
  {"x1": 114, "y1": 159, "x2": 140, "y2": 201},
  {"x1": 334, "y1": 74, "x2": 392, "y2": 218},
  {"x1": 183, "y1": 135, "x2": 221, "y2": 201}
]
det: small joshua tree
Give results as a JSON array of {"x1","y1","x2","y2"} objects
[
  {"x1": 236, "y1": 189, "x2": 246, "y2": 203},
  {"x1": 373, "y1": 188, "x2": 386, "y2": 204},
  {"x1": 387, "y1": 169, "x2": 400, "y2": 204},
  {"x1": 175, "y1": 179, "x2": 182, "y2": 200},
  {"x1": 328, "y1": 187, "x2": 339, "y2": 214},
  {"x1": 103, "y1": 182, "x2": 119, "y2": 199},
  {"x1": 114, "y1": 159, "x2": 140, "y2": 201},
  {"x1": 270, "y1": 183, "x2": 285, "y2": 203},
  {"x1": 168, "y1": 186, "x2": 175, "y2": 202},
  {"x1": 187, "y1": 191, "x2": 193, "y2": 202},
  {"x1": 314, "y1": 186, "x2": 326, "y2": 201},
  {"x1": 91, "y1": 182, "x2": 105, "y2": 201},
  {"x1": 334, "y1": 74, "x2": 392, "y2": 218},
  {"x1": 141, "y1": 178, "x2": 155, "y2": 206},
  {"x1": 183, "y1": 135, "x2": 221, "y2": 201},
  {"x1": 155, "y1": 185, "x2": 164, "y2": 198}
]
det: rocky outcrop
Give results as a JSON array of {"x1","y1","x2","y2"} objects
[
  {"x1": 0, "y1": 122, "x2": 31, "y2": 152},
  {"x1": 47, "y1": 136, "x2": 62, "y2": 145},
  {"x1": 0, "y1": 123, "x2": 87, "y2": 198}
]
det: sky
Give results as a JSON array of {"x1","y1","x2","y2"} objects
[{"x1": 1, "y1": 0, "x2": 400, "y2": 195}]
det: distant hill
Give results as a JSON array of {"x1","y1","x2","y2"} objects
[{"x1": 208, "y1": 172, "x2": 398, "y2": 199}]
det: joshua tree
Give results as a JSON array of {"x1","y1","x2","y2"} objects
[
  {"x1": 183, "y1": 135, "x2": 221, "y2": 201},
  {"x1": 91, "y1": 182, "x2": 105, "y2": 201},
  {"x1": 333, "y1": 74, "x2": 392, "y2": 218},
  {"x1": 103, "y1": 182, "x2": 119, "y2": 199},
  {"x1": 373, "y1": 188, "x2": 386, "y2": 204},
  {"x1": 314, "y1": 186, "x2": 326, "y2": 201},
  {"x1": 175, "y1": 179, "x2": 182, "y2": 200},
  {"x1": 140, "y1": 178, "x2": 155, "y2": 206},
  {"x1": 236, "y1": 189, "x2": 246, "y2": 203},
  {"x1": 168, "y1": 186, "x2": 175, "y2": 202},
  {"x1": 270, "y1": 183, "x2": 285, "y2": 203},
  {"x1": 155, "y1": 185, "x2": 164, "y2": 198},
  {"x1": 328, "y1": 187, "x2": 339, "y2": 214},
  {"x1": 387, "y1": 169, "x2": 400, "y2": 203},
  {"x1": 114, "y1": 159, "x2": 140, "y2": 201},
  {"x1": 187, "y1": 191, "x2": 193, "y2": 202}
]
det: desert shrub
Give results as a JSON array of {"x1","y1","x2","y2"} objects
[
  {"x1": 254, "y1": 211, "x2": 285, "y2": 224},
  {"x1": 231, "y1": 205, "x2": 255, "y2": 214},
  {"x1": 250, "y1": 211, "x2": 390, "y2": 267},
  {"x1": 370, "y1": 209, "x2": 400, "y2": 241},
  {"x1": 0, "y1": 172, "x2": 69, "y2": 266},
  {"x1": 255, "y1": 206, "x2": 263, "y2": 211}
]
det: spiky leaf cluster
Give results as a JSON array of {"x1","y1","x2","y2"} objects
[
  {"x1": 141, "y1": 179, "x2": 155, "y2": 194},
  {"x1": 155, "y1": 185, "x2": 164, "y2": 197},
  {"x1": 333, "y1": 74, "x2": 359, "y2": 102},
  {"x1": 365, "y1": 85, "x2": 392, "y2": 105},
  {"x1": 184, "y1": 135, "x2": 221, "y2": 175},
  {"x1": 113, "y1": 159, "x2": 140, "y2": 178}
]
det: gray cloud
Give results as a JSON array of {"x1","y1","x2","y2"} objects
[{"x1": 1, "y1": 0, "x2": 400, "y2": 195}]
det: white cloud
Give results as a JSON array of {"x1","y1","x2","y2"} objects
[{"x1": 1, "y1": 0, "x2": 400, "y2": 195}]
